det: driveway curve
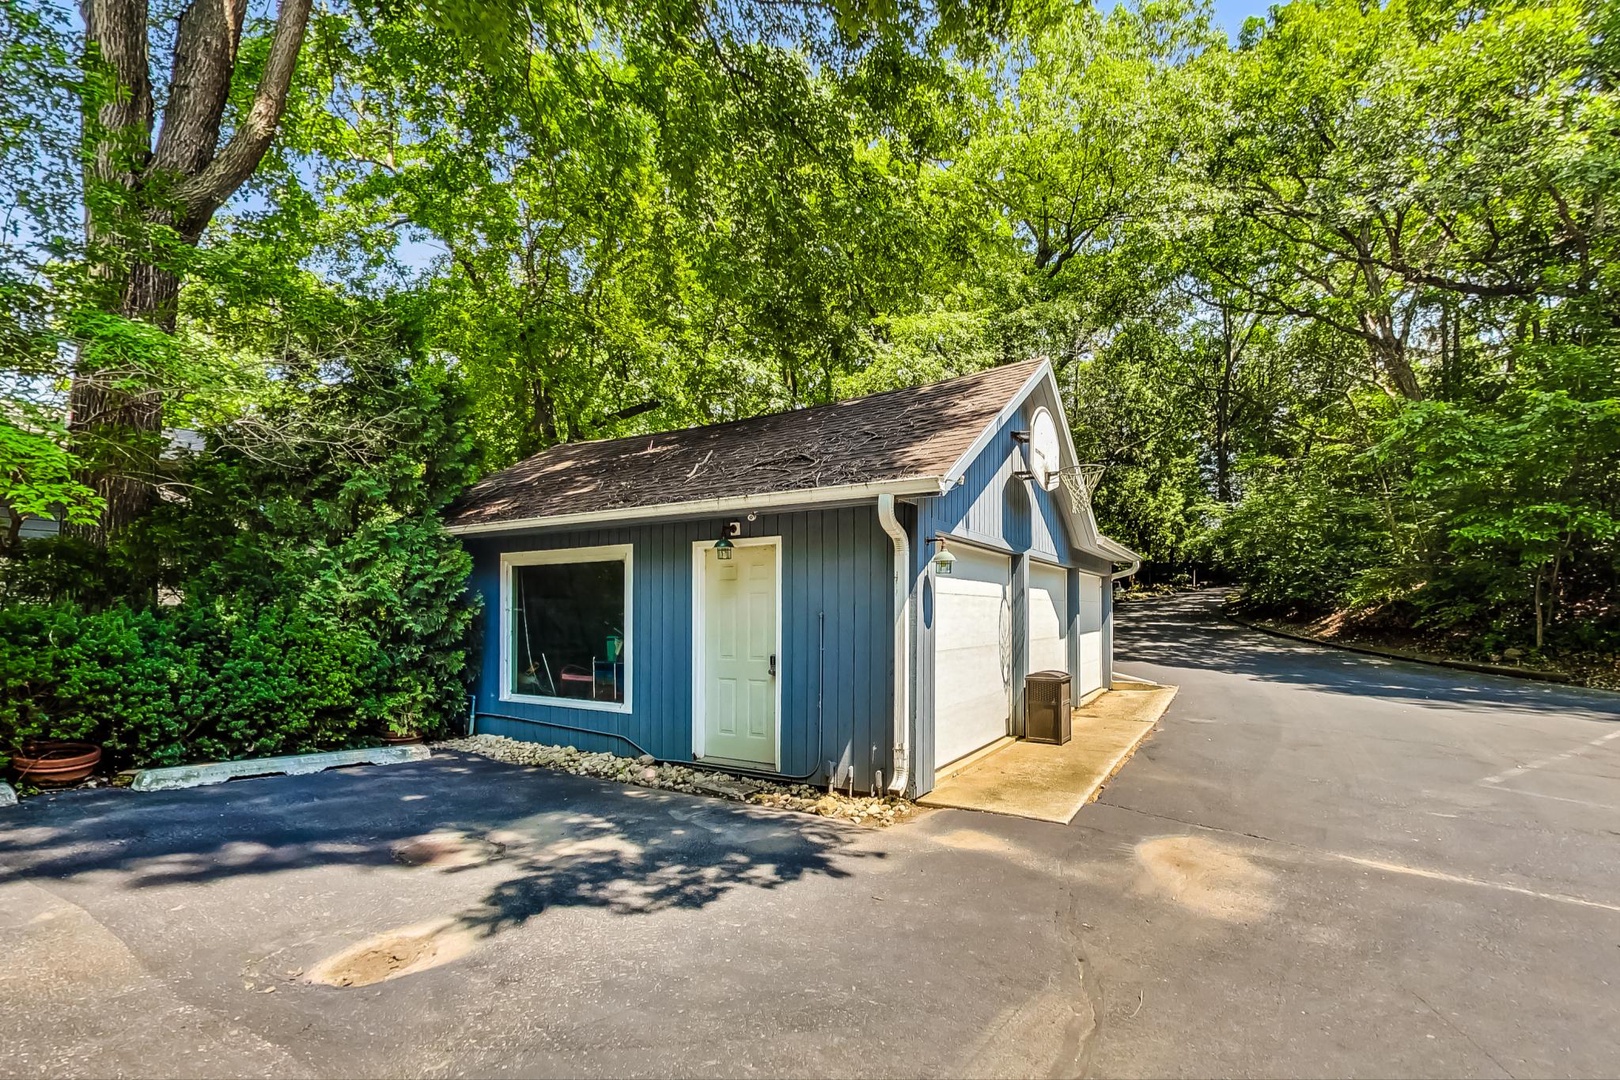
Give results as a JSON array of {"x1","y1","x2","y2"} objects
[{"x1": 1075, "y1": 590, "x2": 1620, "y2": 1078}]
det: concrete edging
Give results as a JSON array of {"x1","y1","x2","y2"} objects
[
  {"x1": 1063, "y1": 687, "x2": 1177, "y2": 820},
  {"x1": 131, "y1": 745, "x2": 431, "y2": 792},
  {"x1": 0, "y1": 781, "x2": 15, "y2": 808},
  {"x1": 1229, "y1": 615, "x2": 1577, "y2": 685}
]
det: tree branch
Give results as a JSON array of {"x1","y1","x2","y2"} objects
[
  {"x1": 174, "y1": 0, "x2": 312, "y2": 219},
  {"x1": 151, "y1": 0, "x2": 246, "y2": 180}
]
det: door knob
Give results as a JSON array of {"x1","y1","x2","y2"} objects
[{"x1": 768, "y1": 653, "x2": 777, "y2": 677}]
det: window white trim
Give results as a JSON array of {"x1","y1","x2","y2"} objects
[
  {"x1": 500, "y1": 543, "x2": 633, "y2": 715},
  {"x1": 690, "y1": 536, "x2": 784, "y2": 771}
]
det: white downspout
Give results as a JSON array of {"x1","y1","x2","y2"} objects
[
  {"x1": 876, "y1": 494, "x2": 911, "y2": 797},
  {"x1": 1109, "y1": 556, "x2": 1140, "y2": 582}
]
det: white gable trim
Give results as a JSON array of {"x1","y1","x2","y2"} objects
[
  {"x1": 939, "y1": 359, "x2": 1136, "y2": 570},
  {"x1": 940, "y1": 361, "x2": 1054, "y2": 490}
]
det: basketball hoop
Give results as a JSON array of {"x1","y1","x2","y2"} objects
[{"x1": 1060, "y1": 464, "x2": 1106, "y2": 510}]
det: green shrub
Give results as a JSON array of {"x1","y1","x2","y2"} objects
[
  {"x1": 166, "y1": 598, "x2": 383, "y2": 764},
  {"x1": 0, "y1": 603, "x2": 175, "y2": 762},
  {"x1": 0, "y1": 597, "x2": 390, "y2": 767},
  {"x1": 0, "y1": 351, "x2": 480, "y2": 768},
  {"x1": 1213, "y1": 460, "x2": 1391, "y2": 617}
]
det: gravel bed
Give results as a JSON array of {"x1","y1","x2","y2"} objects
[{"x1": 434, "y1": 734, "x2": 918, "y2": 827}]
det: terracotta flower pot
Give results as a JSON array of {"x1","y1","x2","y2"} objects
[
  {"x1": 12, "y1": 741, "x2": 102, "y2": 786},
  {"x1": 380, "y1": 732, "x2": 424, "y2": 746}
]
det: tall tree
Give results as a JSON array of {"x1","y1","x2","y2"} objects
[{"x1": 70, "y1": 0, "x2": 312, "y2": 538}]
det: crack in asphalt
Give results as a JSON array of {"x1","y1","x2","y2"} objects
[{"x1": 1406, "y1": 984, "x2": 1518, "y2": 1080}]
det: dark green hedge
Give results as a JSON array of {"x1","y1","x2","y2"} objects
[
  {"x1": 0, "y1": 599, "x2": 372, "y2": 766},
  {"x1": 1, "y1": 348, "x2": 482, "y2": 768}
]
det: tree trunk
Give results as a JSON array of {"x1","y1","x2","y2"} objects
[
  {"x1": 68, "y1": 0, "x2": 312, "y2": 542},
  {"x1": 1437, "y1": 300, "x2": 1459, "y2": 402},
  {"x1": 1547, "y1": 537, "x2": 1569, "y2": 630},
  {"x1": 1360, "y1": 313, "x2": 1423, "y2": 401},
  {"x1": 1533, "y1": 568, "x2": 1545, "y2": 650},
  {"x1": 67, "y1": 257, "x2": 184, "y2": 537},
  {"x1": 529, "y1": 378, "x2": 562, "y2": 453},
  {"x1": 1213, "y1": 315, "x2": 1237, "y2": 503},
  {"x1": 1, "y1": 504, "x2": 23, "y2": 555}
]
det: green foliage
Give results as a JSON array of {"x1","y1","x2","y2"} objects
[
  {"x1": 0, "y1": 412, "x2": 103, "y2": 540},
  {"x1": 6, "y1": 0, "x2": 1620, "y2": 722},
  {"x1": 1212, "y1": 457, "x2": 1392, "y2": 616},
  {"x1": 0, "y1": 321, "x2": 481, "y2": 762},
  {"x1": 1375, "y1": 359, "x2": 1620, "y2": 646},
  {"x1": 1067, "y1": 322, "x2": 1212, "y2": 567},
  {"x1": 0, "y1": 597, "x2": 383, "y2": 766}
]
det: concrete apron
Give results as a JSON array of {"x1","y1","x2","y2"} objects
[{"x1": 917, "y1": 682, "x2": 1178, "y2": 823}]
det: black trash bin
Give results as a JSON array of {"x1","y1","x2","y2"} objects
[{"x1": 1025, "y1": 670, "x2": 1073, "y2": 745}]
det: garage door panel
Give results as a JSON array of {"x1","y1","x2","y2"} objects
[
  {"x1": 1028, "y1": 563, "x2": 1067, "y2": 676},
  {"x1": 934, "y1": 547, "x2": 1011, "y2": 768},
  {"x1": 1077, "y1": 572, "x2": 1105, "y2": 693}
]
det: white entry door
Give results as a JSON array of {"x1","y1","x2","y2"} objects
[
  {"x1": 1077, "y1": 572, "x2": 1105, "y2": 694},
  {"x1": 1029, "y1": 561, "x2": 1068, "y2": 675},
  {"x1": 933, "y1": 545, "x2": 1012, "y2": 768},
  {"x1": 698, "y1": 540, "x2": 779, "y2": 767}
]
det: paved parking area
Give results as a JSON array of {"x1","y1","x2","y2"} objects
[
  {"x1": 4, "y1": 591, "x2": 1619, "y2": 1078},
  {"x1": 0, "y1": 755, "x2": 1088, "y2": 1079}
]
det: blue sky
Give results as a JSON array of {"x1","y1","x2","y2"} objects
[{"x1": 1209, "y1": 0, "x2": 1273, "y2": 37}]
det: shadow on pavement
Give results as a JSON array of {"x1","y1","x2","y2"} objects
[
  {"x1": 1118, "y1": 591, "x2": 1620, "y2": 721},
  {"x1": 0, "y1": 753, "x2": 871, "y2": 942}
]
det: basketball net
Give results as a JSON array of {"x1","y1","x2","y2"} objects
[{"x1": 1060, "y1": 464, "x2": 1106, "y2": 510}]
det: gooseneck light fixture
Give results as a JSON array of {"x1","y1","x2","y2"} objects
[{"x1": 925, "y1": 534, "x2": 956, "y2": 575}]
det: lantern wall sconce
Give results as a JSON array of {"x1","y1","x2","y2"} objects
[
  {"x1": 925, "y1": 534, "x2": 957, "y2": 575},
  {"x1": 714, "y1": 520, "x2": 742, "y2": 560}
]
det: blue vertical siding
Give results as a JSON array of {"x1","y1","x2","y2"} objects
[
  {"x1": 916, "y1": 400, "x2": 1072, "y2": 564},
  {"x1": 906, "y1": 396, "x2": 1097, "y2": 795},
  {"x1": 461, "y1": 383, "x2": 1122, "y2": 800},
  {"x1": 465, "y1": 507, "x2": 894, "y2": 789}
]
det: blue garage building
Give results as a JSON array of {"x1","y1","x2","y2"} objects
[{"x1": 447, "y1": 360, "x2": 1138, "y2": 798}]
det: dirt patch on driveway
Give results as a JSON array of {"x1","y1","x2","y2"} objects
[
  {"x1": 392, "y1": 831, "x2": 504, "y2": 870},
  {"x1": 306, "y1": 918, "x2": 480, "y2": 987},
  {"x1": 932, "y1": 827, "x2": 1015, "y2": 853},
  {"x1": 1135, "y1": 835, "x2": 1274, "y2": 922}
]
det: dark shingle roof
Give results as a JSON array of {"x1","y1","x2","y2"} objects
[{"x1": 446, "y1": 360, "x2": 1045, "y2": 530}]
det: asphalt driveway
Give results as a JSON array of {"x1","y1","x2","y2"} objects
[
  {"x1": 1084, "y1": 591, "x2": 1620, "y2": 1078},
  {"x1": 0, "y1": 754, "x2": 1089, "y2": 1079},
  {"x1": 4, "y1": 590, "x2": 1620, "y2": 1078}
]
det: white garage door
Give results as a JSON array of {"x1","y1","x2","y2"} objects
[
  {"x1": 1028, "y1": 562, "x2": 1068, "y2": 675},
  {"x1": 1077, "y1": 572, "x2": 1106, "y2": 694},
  {"x1": 934, "y1": 546, "x2": 1011, "y2": 768}
]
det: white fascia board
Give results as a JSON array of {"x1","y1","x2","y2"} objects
[
  {"x1": 445, "y1": 475, "x2": 946, "y2": 536},
  {"x1": 1095, "y1": 535, "x2": 1140, "y2": 563}
]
